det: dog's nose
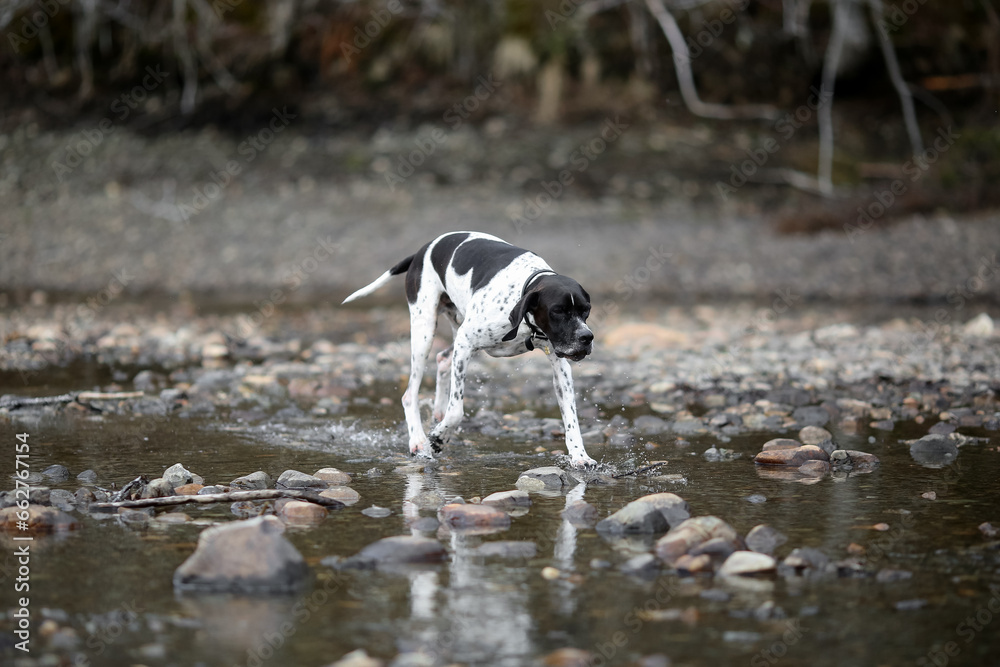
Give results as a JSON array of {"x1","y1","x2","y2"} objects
[{"x1": 579, "y1": 330, "x2": 594, "y2": 345}]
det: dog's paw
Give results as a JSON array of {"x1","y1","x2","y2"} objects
[
  {"x1": 428, "y1": 434, "x2": 444, "y2": 454},
  {"x1": 569, "y1": 456, "x2": 598, "y2": 469},
  {"x1": 409, "y1": 441, "x2": 435, "y2": 458}
]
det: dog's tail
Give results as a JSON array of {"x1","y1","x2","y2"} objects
[{"x1": 341, "y1": 255, "x2": 414, "y2": 304}]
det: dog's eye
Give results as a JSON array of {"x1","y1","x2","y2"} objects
[{"x1": 550, "y1": 305, "x2": 566, "y2": 316}]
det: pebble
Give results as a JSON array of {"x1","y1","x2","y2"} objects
[
  {"x1": 438, "y1": 503, "x2": 511, "y2": 531},
  {"x1": 0, "y1": 505, "x2": 80, "y2": 535},
  {"x1": 516, "y1": 466, "x2": 577, "y2": 490},
  {"x1": 909, "y1": 435, "x2": 959, "y2": 468},
  {"x1": 163, "y1": 463, "x2": 196, "y2": 487},
  {"x1": 798, "y1": 426, "x2": 832, "y2": 446},
  {"x1": 141, "y1": 478, "x2": 175, "y2": 499},
  {"x1": 980, "y1": 522, "x2": 998, "y2": 538},
  {"x1": 76, "y1": 469, "x2": 98, "y2": 483},
  {"x1": 279, "y1": 500, "x2": 328, "y2": 525},
  {"x1": 754, "y1": 445, "x2": 829, "y2": 467},
  {"x1": 361, "y1": 505, "x2": 392, "y2": 518},
  {"x1": 718, "y1": 551, "x2": 777, "y2": 576},
  {"x1": 174, "y1": 483, "x2": 204, "y2": 495},
  {"x1": 173, "y1": 515, "x2": 307, "y2": 592},
  {"x1": 744, "y1": 494, "x2": 767, "y2": 504},
  {"x1": 337, "y1": 535, "x2": 447, "y2": 569},
  {"x1": 654, "y1": 516, "x2": 743, "y2": 567},
  {"x1": 540, "y1": 566, "x2": 561, "y2": 580},
  {"x1": 277, "y1": 470, "x2": 329, "y2": 489},
  {"x1": 326, "y1": 649, "x2": 384, "y2": 667},
  {"x1": 541, "y1": 647, "x2": 593, "y2": 667},
  {"x1": 314, "y1": 467, "x2": 352, "y2": 485},
  {"x1": 481, "y1": 490, "x2": 532, "y2": 509},
  {"x1": 42, "y1": 464, "x2": 70, "y2": 481}
]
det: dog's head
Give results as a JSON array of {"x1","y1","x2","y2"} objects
[{"x1": 505, "y1": 275, "x2": 593, "y2": 361}]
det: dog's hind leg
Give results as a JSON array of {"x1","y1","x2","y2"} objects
[{"x1": 433, "y1": 346, "x2": 452, "y2": 423}]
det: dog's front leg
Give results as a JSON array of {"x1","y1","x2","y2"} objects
[
  {"x1": 547, "y1": 353, "x2": 597, "y2": 467},
  {"x1": 427, "y1": 333, "x2": 473, "y2": 449}
]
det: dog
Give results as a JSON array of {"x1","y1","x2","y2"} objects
[{"x1": 342, "y1": 231, "x2": 597, "y2": 467}]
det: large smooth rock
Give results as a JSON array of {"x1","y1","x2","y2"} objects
[
  {"x1": 173, "y1": 515, "x2": 308, "y2": 592},
  {"x1": 230, "y1": 471, "x2": 274, "y2": 490},
  {"x1": 481, "y1": 490, "x2": 532, "y2": 509},
  {"x1": 798, "y1": 426, "x2": 833, "y2": 447},
  {"x1": 909, "y1": 435, "x2": 958, "y2": 468},
  {"x1": 761, "y1": 438, "x2": 801, "y2": 451},
  {"x1": 0, "y1": 505, "x2": 80, "y2": 535},
  {"x1": 654, "y1": 516, "x2": 744, "y2": 565},
  {"x1": 515, "y1": 467, "x2": 576, "y2": 491},
  {"x1": 596, "y1": 493, "x2": 690, "y2": 535},
  {"x1": 320, "y1": 487, "x2": 361, "y2": 506},
  {"x1": 438, "y1": 503, "x2": 511, "y2": 531},
  {"x1": 278, "y1": 500, "x2": 328, "y2": 525},
  {"x1": 718, "y1": 551, "x2": 777, "y2": 577},
  {"x1": 754, "y1": 445, "x2": 829, "y2": 467},
  {"x1": 276, "y1": 470, "x2": 329, "y2": 490},
  {"x1": 338, "y1": 536, "x2": 448, "y2": 569}
]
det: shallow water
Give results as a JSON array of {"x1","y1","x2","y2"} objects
[{"x1": 2, "y1": 371, "x2": 1000, "y2": 667}]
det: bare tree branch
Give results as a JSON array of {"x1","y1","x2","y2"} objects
[
  {"x1": 866, "y1": 0, "x2": 924, "y2": 157},
  {"x1": 817, "y1": 0, "x2": 849, "y2": 197},
  {"x1": 643, "y1": 0, "x2": 780, "y2": 120}
]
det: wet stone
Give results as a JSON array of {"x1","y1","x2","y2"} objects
[
  {"x1": 231, "y1": 501, "x2": 268, "y2": 518},
  {"x1": 798, "y1": 460, "x2": 831, "y2": 477},
  {"x1": 830, "y1": 450, "x2": 880, "y2": 471},
  {"x1": 761, "y1": 438, "x2": 801, "y2": 451},
  {"x1": 876, "y1": 568, "x2": 913, "y2": 583},
  {"x1": 42, "y1": 464, "x2": 70, "y2": 482},
  {"x1": 326, "y1": 649, "x2": 384, "y2": 667},
  {"x1": 361, "y1": 505, "x2": 392, "y2": 518},
  {"x1": 279, "y1": 500, "x2": 328, "y2": 525},
  {"x1": 76, "y1": 469, "x2": 98, "y2": 484},
  {"x1": 410, "y1": 490, "x2": 447, "y2": 510},
  {"x1": 174, "y1": 483, "x2": 204, "y2": 495},
  {"x1": 909, "y1": 435, "x2": 959, "y2": 468},
  {"x1": 516, "y1": 466, "x2": 576, "y2": 490},
  {"x1": 621, "y1": 553, "x2": 660, "y2": 577},
  {"x1": 0, "y1": 504, "x2": 80, "y2": 535},
  {"x1": 596, "y1": 492, "x2": 690, "y2": 535},
  {"x1": 781, "y1": 547, "x2": 831, "y2": 574},
  {"x1": 277, "y1": 470, "x2": 329, "y2": 490},
  {"x1": 798, "y1": 426, "x2": 833, "y2": 447},
  {"x1": 173, "y1": 515, "x2": 308, "y2": 592},
  {"x1": 49, "y1": 489, "x2": 75, "y2": 511},
  {"x1": 654, "y1": 515, "x2": 744, "y2": 567},
  {"x1": 314, "y1": 468, "x2": 352, "y2": 485},
  {"x1": 744, "y1": 494, "x2": 767, "y2": 504},
  {"x1": 199, "y1": 485, "x2": 225, "y2": 494},
  {"x1": 118, "y1": 508, "x2": 153, "y2": 526},
  {"x1": 230, "y1": 471, "x2": 274, "y2": 490},
  {"x1": 162, "y1": 463, "x2": 197, "y2": 487},
  {"x1": 745, "y1": 524, "x2": 788, "y2": 556},
  {"x1": 481, "y1": 490, "x2": 531, "y2": 509},
  {"x1": 141, "y1": 478, "x2": 175, "y2": 499},
  {"x1": 754, "y1": 445, "x2": 829, "y2": 467},
  {"x1": 718, "y1": 551, "x2": 777, "y2": 577},
  {"x1": 320, "y1": 487, "x2": 361, "y2": 506}
]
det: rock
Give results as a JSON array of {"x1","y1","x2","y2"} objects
[
  {"x1": 473, "y1": 541, "x2": 538, "y2": 559},
  {"x1": 516, "y1": 467, "x2": 576, "y2": 491},
  {"x1": 141, "y1": 478, "x2": 175, "y2": 499},
  {"x1": 314, "y1": 468, "x2": 352, "y2": 485},
  {"x1": 163, "y1": 463, "x2": 196, "y2": 487},
  {"x1": 0, "y1": 505, "x2": 80, "y2": 534},
  {"x1": 199, "y1": 485, "x2": 225, "y2": 494},
  {"x1": 876, "y1": 568, "x2": 913, "y2": 583},
  {"x1": 830, "y1": 450, "x2": 880, "y2": 470},
  {"x1": 230, "y1": 471, "x2": 274, "y2": 490},
  {"x1": 689, "y1": 535, "x2": 740, "y2": 564},
  {"x1": 174, "y1": 483, "x2": 204, "y2": 495},
  {"x1": 761, "y1": 438, "x2": 801, "y2": 451},
  {"x1": 337, "y1": 536, "x2": 448, "y2": 569},
  {"x1": 326, "y1": 649, "x2": 384, "y2": 667},
  {"x1": 119, "y1": 508, "x2": 152, "y2": 526},
  {"x1": 780, "y1": 547, "x2": 831, "y2": 574},
  {"x1": 320, "y1": 487, "x2": 361, "y2": 506},
  {"x1": 870, "y1": 419, "x2": 895, "y2": 431},
  {"x1": 909, "y1": 435, "x2": 959, "y2": 468},
  {"x1": 798, "y1": 460, "x2": 830, "y2": 476},
  {"x1": 621, "y1": 553, "x2": 660, "y2": 576},
  {"x1": 718, "y1": 551, "x2": 777, "y2": 577},
  {"x1": 48, "y1": 489, "x2": 75, "y2": 511},
  {"x1": 76, "y1": 469, "x2": 98, "y2": 483},
  {"x1": 744, "y1": 494, "x2": 767, "y2": 504},
  {"x1": 745, "y1": 525, "x2": 788, "y2": 556},
  {"x1": 754, "y1": 445, "x2": 829, "y2": 467},
  {"x1": 596, "y1": 493, "x2": 690, "y2": 535},
  {"x1": 279, "y1": 500, "x2": 328, "y2": 525},
  {"x1": 654, "y1": 516, "x2": 744, "y2": 566},
  {"x1": 361, "y1": 506, "x2": 392, "y2": 518},
  {"x1": 929, "y1": 421, "x2": 957, "y2": 435},
  {"x1": 633, "y1": 415, "x2": 670, "y2": 435},
  {"x1": 561, "y1": 500, "x2": 599, "y2": 527},
  {"x1": 157, "y1": 512, "x2": 192, "y2": 524},
  {"x1": 542, "y1": 647, "x2": 594, "y2": 667},
  {"x1": 438, "y1": 503, "x2": 511, "y2": 531},
  {"x1": 979, "y1": 522, "x2": 998, "y2": 539},
  {"x1": 963, "y1": 312, "x2": 994, "y2": 337},
  {"x1": 231, "y1": 501, "x2": 266, "y2": 518},
  {"x1": 276, "y1": 470, "x2": 329, "y2": 490},
  {"x1": 42, "y1": 464, "x2": 70, "y2": 481},
  {"x1": 173, "y1": 515, "x2": 308, "y2": 592},
  {"x1": 75, "y1": 488, "x2": 96, "y2": 505},
  {"x1": 798, "y1": 426, "x2": 832, "y2": 447},
  {"x1": 482, "y1": 490, "x2": 532, "y2": 509}
]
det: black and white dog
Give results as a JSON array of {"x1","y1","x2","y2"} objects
[{"x1": 342, "y1": 231, "x2": 597, "y2": 467}]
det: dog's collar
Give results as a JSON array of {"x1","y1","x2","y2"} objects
[{"x1": 521, "y1": 270, "x2": 556, "y2": 354}]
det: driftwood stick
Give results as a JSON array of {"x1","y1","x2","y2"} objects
[
  {"x1": 90, "y1": 489, "x2": 344, "y2": 512},
  {"x1": 612, "y1": 461, "x2": 669, "y2": 479},
  {"x1": 0, "y1": 391, "x2": 146, "y2": 410}
]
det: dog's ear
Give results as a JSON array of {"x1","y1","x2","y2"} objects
[{"x1": 502, "y1": 291, "x2": 539, "y2": 341}]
